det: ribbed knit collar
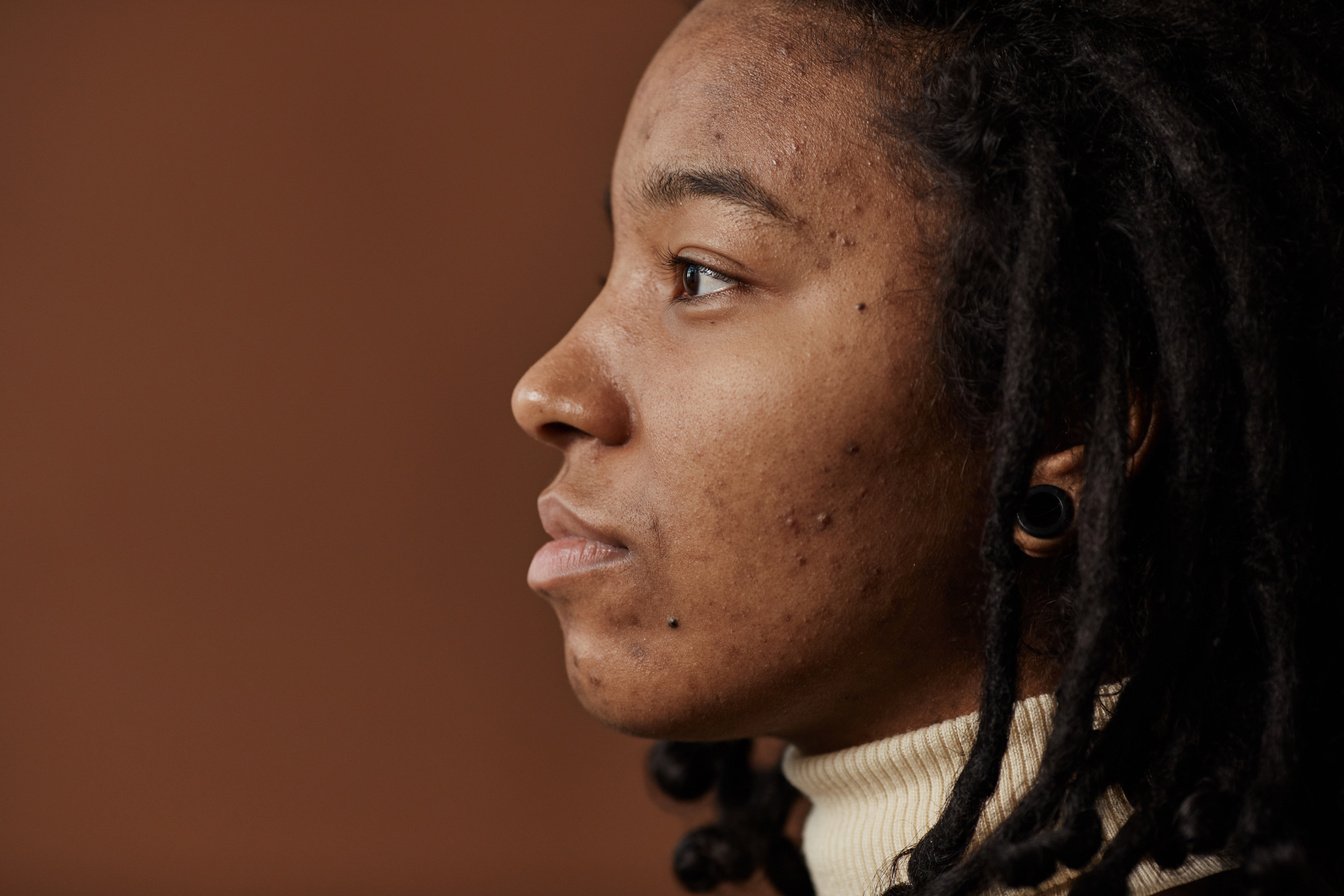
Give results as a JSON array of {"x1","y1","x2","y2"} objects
[{"x1": 780, "y1": 691, "x2": 1230, "y2": 896}]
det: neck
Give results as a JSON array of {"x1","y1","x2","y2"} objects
[{"x1": 781, "y1": 689, "x2": 1231, "y2": 896}]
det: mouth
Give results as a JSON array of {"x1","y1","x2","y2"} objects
[{"x1": 528, "y1": 493, "x2": 632, "y2": 590}]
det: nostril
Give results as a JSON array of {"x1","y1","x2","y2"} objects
[{"x1": 538, "y1": 420, "x2": 586, "y2": 445}]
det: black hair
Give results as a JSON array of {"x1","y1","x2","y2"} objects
[{"x1": 649, "y1": 1, "x2": 1344, "y2": 894}]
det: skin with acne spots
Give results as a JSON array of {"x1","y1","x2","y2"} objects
[{"x1": 512, "y1": 0, "x2": 995, "y2": 754}]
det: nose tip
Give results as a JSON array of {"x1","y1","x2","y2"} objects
[
  {"x1": 510, "y1": 376, "x2": 559, "y2": 442},
  {"x1": 510, "y1": 341, "x2": 632, "y2": 450}
]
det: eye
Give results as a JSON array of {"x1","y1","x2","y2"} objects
[{"x1": 680, "y1": 261, "x2": 738, "y2": 300}]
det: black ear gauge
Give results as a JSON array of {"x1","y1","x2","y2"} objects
[{"x1": 1016, "y1": 484, "x2": 1075, "y2": 539}]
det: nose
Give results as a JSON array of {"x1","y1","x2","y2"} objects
[{"x1": 511, "y1": 318, "x2": 632, "y2": 451}]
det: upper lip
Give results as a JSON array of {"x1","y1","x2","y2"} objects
[{"x1": 537, "y1": 492, "x2": 629, "y2": 550}]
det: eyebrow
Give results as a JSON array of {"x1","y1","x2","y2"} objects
[{"x1": 636, "y1": 166, "x2": 796, "y2": 226}]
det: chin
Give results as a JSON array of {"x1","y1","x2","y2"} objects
[
  {"x1": 578, "y1": 697, "x2": 738, "y2": 743},
  {"x1": 566, "y1": 665, "x2": 683, "y2": 739},
  {"x1": 562, "y1": 651, "x2": 753, "y2": 742}
]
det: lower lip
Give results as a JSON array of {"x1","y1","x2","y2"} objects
[{"x1": 528, "y1": 536, "x2": 630, "y2": 589}]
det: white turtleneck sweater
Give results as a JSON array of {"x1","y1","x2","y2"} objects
[{"x1": 780, "y1": 691, "x2": 1231, "y2": 896}]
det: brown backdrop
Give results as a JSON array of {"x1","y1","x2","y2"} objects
[{"x1": 0, "y1": 3, "x2": 755, "y2": 894}]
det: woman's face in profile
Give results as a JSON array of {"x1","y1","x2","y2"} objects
[{"x1": 513, "y1": 0, "x2": 989, "y2": 753}]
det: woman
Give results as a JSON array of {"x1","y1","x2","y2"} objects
[{"x1": 512, "y1": 1, "x2": 1344, "y2": 893}]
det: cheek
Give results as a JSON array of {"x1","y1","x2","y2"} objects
[
  {"x1": 645, "y1": 348, "x2": 942, "y2": 583},
  {"x1": 652, "y1": 407, "x2": 872, "y2": 591},
  {"x1": 565, "y1": 355, "x2": 962, "y2": 735}
]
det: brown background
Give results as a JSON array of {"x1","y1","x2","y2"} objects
[{"x1": 0, "y1": 3, "x2": 760, "y2": 894}]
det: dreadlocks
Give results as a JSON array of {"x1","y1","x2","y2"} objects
[{"x1": 650, "y1": 1, "x2": 1344, "y2": 893}]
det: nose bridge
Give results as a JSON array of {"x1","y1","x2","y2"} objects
[{"x1": 511, "y1": 293, "x2": 632, "y2": 448}]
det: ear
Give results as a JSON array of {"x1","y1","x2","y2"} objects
[
  {"x1": 1122, "y1": 389, "x2": 1160, "y2": 478},
  {"x1": 1013, "y1": 390, "x2": 1160, "y2": 559}
]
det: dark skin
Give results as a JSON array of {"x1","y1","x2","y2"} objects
[
  {"x1": 514, "y1": 0, "x2": 1005, "y2": 755},
  {"x1": 514, "y1": 0, "x2": 1223, "y2": 890}
]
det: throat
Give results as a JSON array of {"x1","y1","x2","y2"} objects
[{"x1": 780, "y1": 690, "x2": 1233, "y2": 896}]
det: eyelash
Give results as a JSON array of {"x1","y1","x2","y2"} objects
[{"x1": 657, "y1": 250, "x2": 741, "y2": 303}]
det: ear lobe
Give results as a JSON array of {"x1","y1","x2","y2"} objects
[
  {"x1": 1014, "y1": 445, "x2": 1085, "y2": 559},
  {"x1": 1013, "y1": 389, "x2": 1160, "y2": 559}
]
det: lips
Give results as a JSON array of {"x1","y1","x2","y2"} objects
[{"x1": 528, "y1": 493, "x2": 631, "y2": 589}]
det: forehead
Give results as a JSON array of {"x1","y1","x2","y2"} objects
[{"x1": 615, "y1": 0, "x2": 898, "y2": 223}]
